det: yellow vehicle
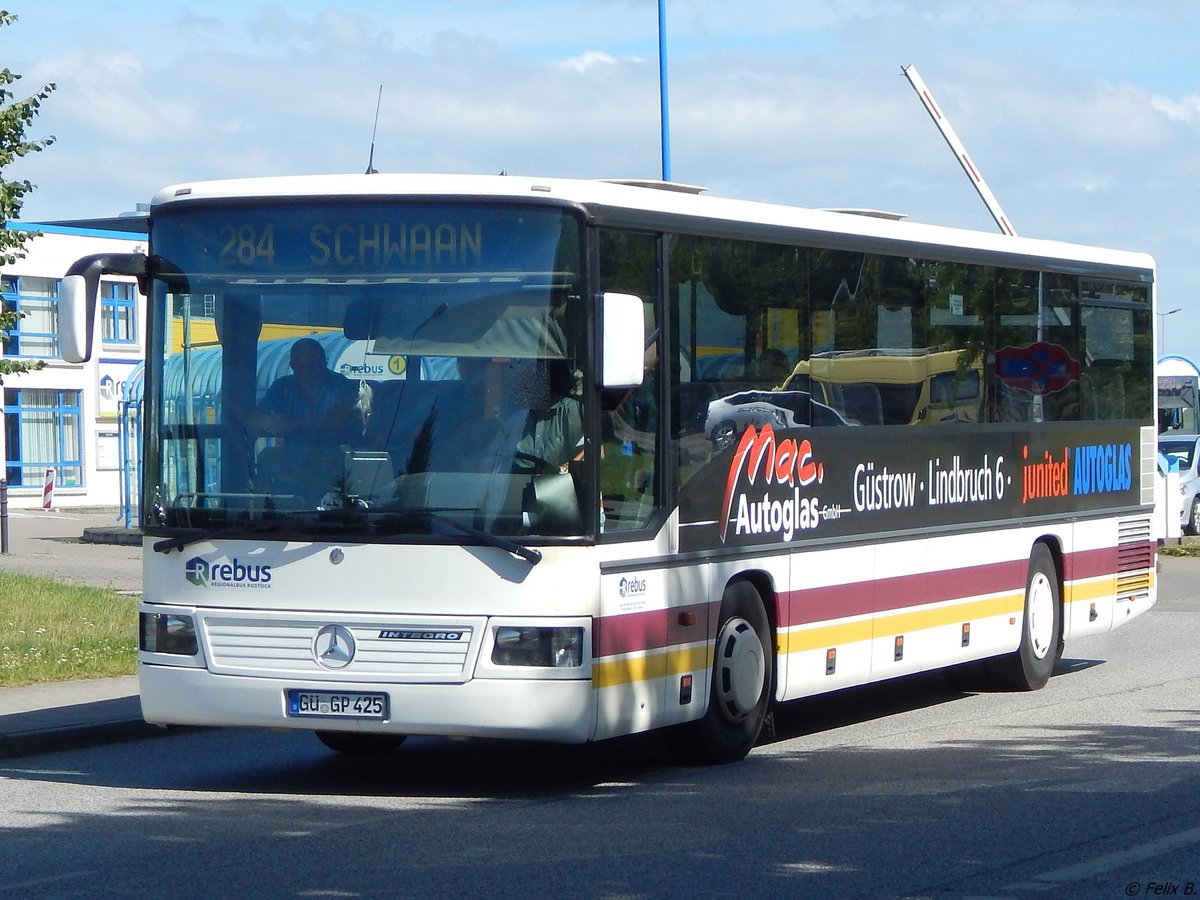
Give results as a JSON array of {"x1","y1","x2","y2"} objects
[{"x1": 782, "y1": 348, "x2": 982, "y2": 426}]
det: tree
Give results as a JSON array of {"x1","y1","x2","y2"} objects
[{"x1": 1, "y1": 9, "x2": 56, "y2": 380}]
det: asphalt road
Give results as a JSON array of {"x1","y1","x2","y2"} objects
[{"x1": 1, "y1": 558, "x2": 1197, "y2": 898}]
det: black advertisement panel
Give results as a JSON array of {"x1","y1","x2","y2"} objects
[{"x1": 678, "y1": 421, "x2": 1144, "y2": 553}]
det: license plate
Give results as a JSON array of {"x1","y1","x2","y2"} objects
[{"x1": 286, "y1": 690, "x2": 388, "y2": 720}]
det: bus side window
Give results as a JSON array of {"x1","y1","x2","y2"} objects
[{"x1": 598, "y1": 229, "x2": 661, "y2": 533}]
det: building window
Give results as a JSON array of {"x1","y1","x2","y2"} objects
[
  {"x1": 3, "y1": 388, "x2": 84, "y2": 487},
  {"x1": 102, "y1": 280, "x2": 138, "y2": 344},
  {"x1": 1, "y1": 275, "x2": 60, "y2": 358}
]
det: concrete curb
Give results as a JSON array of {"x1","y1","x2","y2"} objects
[
  {"x1": 0, "y1": 678, "x2": 156, "y2": 758},
  {"x1": 81, "y1": 525, "x2": 143, "y2": 547},
  {"x1": 0, "y1": 705, "x2": 165, "y2": 758}
]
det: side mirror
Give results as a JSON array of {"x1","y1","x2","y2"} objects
[
  {"x1": 600, "y1": 292, "x2": 645, "y2": 388},
  {"x1": 58, "y1": 274, "x2": 93, "y2": 364},
  {"x1": 56, "y1": 252, "x2": 147, "y2": 363}
]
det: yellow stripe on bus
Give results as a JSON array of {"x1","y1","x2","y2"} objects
[
  {"x1": 595, "y1": 572, "x2": 1147, "y2": 688},
  {"x1": 1065, "y1": 576, "x2": 1115, "y2": 606},
  {"x1": 781, "y1": 592, "x2": 1024, "y2": 655},
  {"x1": 781, "y1": 619, "x2": 874, "y2": 654},
  {"x1": 593, "y1": 645, "x2": 709, "y2": 689}
]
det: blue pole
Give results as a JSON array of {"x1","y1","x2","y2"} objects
[{"x1": 658, "y1": 0, "x2": 671, "y2": 181}]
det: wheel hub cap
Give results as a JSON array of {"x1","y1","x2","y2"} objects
[
  {"x1": 1027, "y1": 572, "x2": 1055, "y2": 660},
  {"x1": 714, "y1": 617, "x2": 766, "y2": 722}
]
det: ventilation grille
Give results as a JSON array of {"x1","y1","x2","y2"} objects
[{"x1": 1116, "y1": 517, "x2": 1153, "y2": 600}]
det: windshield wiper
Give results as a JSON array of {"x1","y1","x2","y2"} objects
[
  {"x1": 153, "y1": 528, "x2": 224, "y2": 554},
  {"x1": 424, "y1": 512, "x2": 542, "y2": 566}
]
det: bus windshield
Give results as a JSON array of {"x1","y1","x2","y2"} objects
[{"x1": 144, "y1": 201, "x2": 590, "y2": 543}]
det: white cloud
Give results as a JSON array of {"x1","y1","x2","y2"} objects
[
  {"x1": 30, "y1": 50, "x2": 197, "y2": 143},
  {"x1": 1150, "y1": 94, "x2": 1200, "y2": 124},
  {"x1": 555, "y1": 50, "x2": 630, "y2": 74}
]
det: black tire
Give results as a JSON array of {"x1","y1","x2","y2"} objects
[
  {"x1": 668, "y1": 581, "x2": 773, "y2": 764},
  {"x1": 315, "y1": 731, "x2": 406, "y2": 755},
  {"x1": 990, "y1": 544, "x2": 1062, "y2": 691},
  {"x1": 1188, "y1": 498, "x2": 1200, "y2": 536}
]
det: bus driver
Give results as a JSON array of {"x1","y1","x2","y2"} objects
[
  {"x1": 256, "y1": 337, "x2": 365, "y2": 446},
  {"x1": 247, "y1": 337, "x2": 369, "y2": 503}
]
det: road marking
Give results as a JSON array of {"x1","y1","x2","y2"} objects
[
  {"x1": 1009, "y1": 824, "x2": 1200, "y2": 889},
  {"x1": 7, "y1": 511, "x2": 88, "y2": 521}
]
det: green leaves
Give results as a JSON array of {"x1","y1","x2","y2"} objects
[
  {"x1": 0, "y1": 12, "x2": 56, "y2": 381},
  {"x1": 0, "y1": 12, "x2": 57, "y2": 267}
]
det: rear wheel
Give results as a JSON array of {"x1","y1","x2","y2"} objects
[
  {"x1": 315, "y1": 731, "x2": 406, "y2": 755},
  {"x1": 990, "y1": 544, "x2": 1061, "y2": 691},
  {"x1": 668, "y1": 581, "x2": 772, "y2": 764}
]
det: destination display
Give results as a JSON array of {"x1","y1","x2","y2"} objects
[
  {"x1": 678, "y1": 421, "x2": 1145, "y2": 552},
  {"x1": 151, "y1": 202, "x2": 579, "y2": 279}
]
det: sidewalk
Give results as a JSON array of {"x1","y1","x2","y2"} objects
[
  {"x1": 1, "y1": 506, "x2": 142, "y2": 593},
  {"x1": 0, "y1": 507, "x2": 154, "y2": 758}
]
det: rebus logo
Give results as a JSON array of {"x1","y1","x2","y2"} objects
[
  {"x1": 185, "y1": 556, "x2": 209, "y2": 587},
  {"x1": 618, "y1": 576, "x2": 647, "y2": 599},
  {"x1": 184, "y1": 555, "x2": 272, "y2": 589}
]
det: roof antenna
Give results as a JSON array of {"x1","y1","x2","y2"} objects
[{"x1": 365, "y1": 85, "x2": 382, "y2": 175}]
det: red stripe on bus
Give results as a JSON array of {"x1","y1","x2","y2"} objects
[
  {"x1": 593, "y1": 602, "x2": 710, "y2": 658},
  {"x1": 593, "y1": 543, "x2": 1149, "y2": 658},
  {"x1": 1066, "y1": 544, "x2": 1124, "y2": 580},
  {"x1": 782, "y1": 559, "x2": 1026, "y2": 627}
]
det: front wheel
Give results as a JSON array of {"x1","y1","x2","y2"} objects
[
  {"x1": 668, "y1": 581, "x2": 772, "y2": 764},
  {"x1": 1187, "y1": 497, "x2": 1200, "y2": 536},
  {"x1": 315, "y1": 731, "x2": 406, "y2": 755},
  {"x1": 990, "y1": 544, "x2": 1062, "y2": 691}
]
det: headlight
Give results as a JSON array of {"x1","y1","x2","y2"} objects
[
  {"x1": 140, "y1": 613, "x2": 198, "y2": 655},
  {"x1": 492, "y1": 626, "x2": 583, "y2": 668}
]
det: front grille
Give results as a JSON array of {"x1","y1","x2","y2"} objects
[{"x1": 203, "y1": 614, "x2": 482, "y2": 682}]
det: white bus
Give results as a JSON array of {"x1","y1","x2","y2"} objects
[{"x1": 59, "y1": 174, "x2": 1157, "y2": 763}]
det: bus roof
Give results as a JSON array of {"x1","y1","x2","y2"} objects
[{"x1": 150, "y1": 173, "x2": 1156, "y2": 281}]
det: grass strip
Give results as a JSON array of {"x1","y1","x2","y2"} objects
[{"x1": 0, "y1": 572, "x2": 137, "y2": 687}]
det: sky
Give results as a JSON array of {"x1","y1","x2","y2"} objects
[{"x1": 5, "y1": 0, "x2": 1200, "y2": 363}]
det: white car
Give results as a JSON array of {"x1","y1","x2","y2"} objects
[
  {"x1": 705, "y1": 390, "x2": 852, "y2": 450},
  {"x1": 1159, "y1": 434, "x2": 1200, "y2": 534}
]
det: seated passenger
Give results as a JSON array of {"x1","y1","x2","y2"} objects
[
  {"x1": 504, "y1": 358, "x2": 583, "y2": 475},
  {"x1": 474, "y1": 358, "x2": 584, "y2": 535},
  {"x1": 403, "y1": 356, "x2": 582, "y2": 477}
]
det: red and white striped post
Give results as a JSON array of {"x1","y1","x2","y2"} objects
[{"x1": 42, "y1": 467, "x2": 55, "y2": 511}]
